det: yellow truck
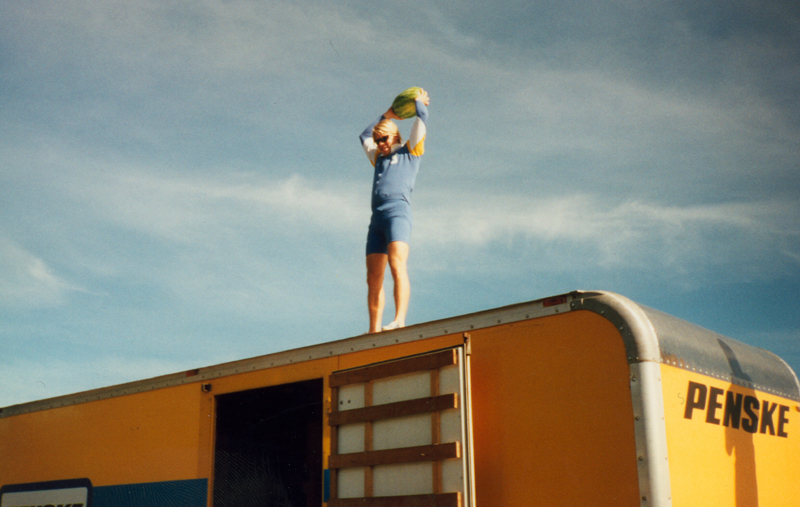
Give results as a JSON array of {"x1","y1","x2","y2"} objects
[{"x1": 1, "y1": 290, "x2": 798, "y2": 507}]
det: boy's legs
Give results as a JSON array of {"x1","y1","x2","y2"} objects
[
  {"x1": 366, "y1": 252, "x2": 388, "y2": 333},
  {"x1": 384, "y1": 241, "x2": 409, "y2": 330}
]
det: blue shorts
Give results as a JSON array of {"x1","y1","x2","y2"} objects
[{"x1": 366, "y1": 201, "x2": 412, "y2": 255}]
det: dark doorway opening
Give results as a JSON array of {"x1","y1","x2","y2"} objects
[{"x1": 213, "y1": 379, "x2": 323, "y2": 507}]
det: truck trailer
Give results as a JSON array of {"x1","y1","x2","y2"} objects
[{"x1": 1, "y1": 290, "x2": 798, "y2": 507}]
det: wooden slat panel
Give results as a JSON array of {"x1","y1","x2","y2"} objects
[
  {"x1": 329, "y1": 394, "x2": 458, "y2": 426},
  {"x1": 330, "y1": 350, "x2": 457, "y2": 388},
  {"x1": 328, "y1": 492, "x2": 461, "y2": 507},
  {"x1": 430, "y1": 369, "x2": 442, "y2": 495},
  {"x1": 329, "y1": 442, "x2": 460, "y2": 469},
  {"x1": 365, "y1": 381, "x2": 374, "y2": 498}
]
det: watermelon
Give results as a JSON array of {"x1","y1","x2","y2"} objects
[{"x1": 391, "y1": 87, "x2": 422, "y2": 119}]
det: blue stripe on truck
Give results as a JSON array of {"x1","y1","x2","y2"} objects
[{"x1": 93, "y1": 479, "x2": 207, "y2": 507}]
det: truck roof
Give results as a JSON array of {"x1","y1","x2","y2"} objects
[
  {"x1": 572, "y1": 291, "x2": 799, "y2": 401},
  {"x1": 2, "y1": 290, "x2": 798, "y2": 418}
]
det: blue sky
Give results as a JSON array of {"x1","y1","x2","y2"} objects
[{"x1": 1, "y1": 0, "x2": 799, "y2": 407}]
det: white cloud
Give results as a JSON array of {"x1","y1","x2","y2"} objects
[
  {"x1": 0, "y1": 239, "x2": 85, "y2": 308},
  {"x1": 46, "y1": 163, "x2": 370, "y2": 314},
  {"x1": 10, "y1": 141, "x2": 797, "y2": 309},
  {"x1": 60, "y1": 166, "x2": 367, "y2": 244},
  {"x1": 414, "y1": 192, "x2": 799, "y2": 282}
]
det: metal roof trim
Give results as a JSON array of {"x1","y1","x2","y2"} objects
[{"x1": 570, "y1": 290, "x2": 800, "y2": 401}]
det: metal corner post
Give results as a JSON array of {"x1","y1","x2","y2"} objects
[
  {"x1": 571, "y1": 291, "x2": 673, "y2": 507},
  {"x1": 629, "y1": 361, "x2": 672, "y2": 507}
]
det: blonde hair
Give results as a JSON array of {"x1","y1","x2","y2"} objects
[{"x1": 373, "y1": 119, "x2": 402, "y2": 145}]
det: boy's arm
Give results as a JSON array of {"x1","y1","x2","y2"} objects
[
  {"x1": 359, "y1": 114, "x2": 385, "y2": 167},
  {"x1": 407, "y1": 99, "x2": 428, "y2": 156}
]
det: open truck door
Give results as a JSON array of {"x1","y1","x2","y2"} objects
[{"x1": 326, "y1": 347, "x2": 474, "y2": 507}]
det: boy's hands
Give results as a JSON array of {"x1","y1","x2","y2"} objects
[{"x1": 416, "y1": 88, "x2": 430, "y2": 106}]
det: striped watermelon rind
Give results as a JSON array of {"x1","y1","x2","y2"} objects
[{"x1": 391, "y1": 87, "x2": 422, "y2": 119}]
